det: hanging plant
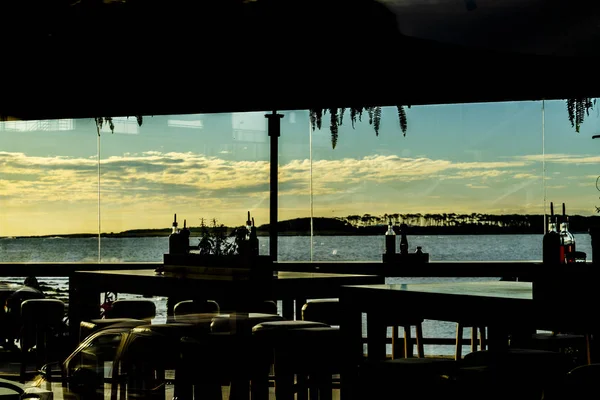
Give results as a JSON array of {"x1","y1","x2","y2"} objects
[
  {"x1": 567, "y1": 98, "x2": 595, "y2": 133},
  {"x1": 310, "y1": 105, "x2": 409, "y2": 149},
  {"x1": 95, "y1": 116, "x2": 144, "y2": 134}
]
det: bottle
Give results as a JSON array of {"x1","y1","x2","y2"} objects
[
  {"x1": 559, "y1": 203, "x2": 576, "y2": 264},
  {"x1": 245, "y1": 211, "x2": 252, "y2": 241},
  {"x1": 238, "y1": 211, "x2": 252, "y2": 256},
  {"x1": 180, "y1": 219, "x2": 191, "y2": 254},
  {"x1": 385, "y1": 219, "x2": 396, "y2": 255},
  {"x1": 249, "y1": 217, "x2": 259, "y2": 256},
  {"x1": 543, "y1": 203, "x2": 561, "y2": 265},
  {"x1": 168, "y1": 213, "x2": 181, "y2": 254},
  {"x1": 399, "y1": 223, "x2": 409, "y2": 255}
]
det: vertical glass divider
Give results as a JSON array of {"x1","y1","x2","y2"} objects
[
  {"x1": 309, "y1": 113, "x2": 314, "y2": 262},
  {"x1": 542, "y1": 100, "x2": 546, "y2": 234},
  {"x1": 96, "y1": 124, "x2": 101, "y2": 262}
]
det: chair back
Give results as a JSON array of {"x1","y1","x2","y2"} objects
[
  {"x1": 21, "y1": 299, "x2": 64, "y2": 326},
  {"x1": 174, "y1": 299, "x2": 220, "y2": 319},
  {"x1": 106, "y1": 299, "x2": 156, "y2": 320}
]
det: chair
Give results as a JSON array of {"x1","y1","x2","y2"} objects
[
  {"x1": 79, "y1": 298, "x2": 156, "y2": 345},
  {"x1": 173, "y1": 299, "x2": 220, "y2": 320},
  {"x1": 111, "y1": 322, "x2": 213, "y2": 400},
  {"x1": 104, "y1": 299, "x2": 156, "y2": 321},
  {"x1": 19, "y1": 299, "x2": 66, "y2": 382},
  {"x1": 301, "y1": 298, "x2": 426, "y2": 358}
]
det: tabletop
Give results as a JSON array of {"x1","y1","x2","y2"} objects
[
  {"x1": 69, "y1": 268, "x2": 385, "y2": 342},
  {"x1": 342, "y1": 280, "x2": 533, "y2": 299}
]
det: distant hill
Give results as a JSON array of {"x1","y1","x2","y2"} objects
[
  {"x1": 258, "y1": 217, "x2": 357, "y2": 235},
  {"x1": 12, "y1": 213, "x2": 600, "y2": 238}
]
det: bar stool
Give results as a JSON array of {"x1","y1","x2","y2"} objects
[
  {"x1": 251, "y1": 320, "x2": 334, "y2": 400},
  {"x1": 301, "y1": 298, "x2": 426, "y2": 358},
  {"x1": 455, "y1": 322, "x2": 486, "y2": 360}
]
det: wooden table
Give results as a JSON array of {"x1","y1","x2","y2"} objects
[
  {"x1": 68, "y1": 269, "x2": 384, "y2": 343},
  {"x1": 338, "y1": 280, "x2": 596, "y2": 400}
]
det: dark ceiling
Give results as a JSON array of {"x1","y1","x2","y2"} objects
[{"x1": 2, "y1": 0, "x2": 600, "y2": 121}]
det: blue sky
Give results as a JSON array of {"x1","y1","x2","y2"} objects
[{"x1": 1, "y1": 100, "x2": 599, "y2": 236}]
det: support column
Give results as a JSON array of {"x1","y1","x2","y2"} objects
[{"x1": 266, "y1": 111, "x2": 283, "y2": 262}]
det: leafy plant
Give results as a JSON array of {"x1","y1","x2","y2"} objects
[
  {"x1": 309, "y1": 105, "x2": 409, "y2": 149},
  {"x1": 197, "y1": 218, "x2": 246, "y2": 255}
]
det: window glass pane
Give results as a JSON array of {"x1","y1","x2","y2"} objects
[
  {"x1": 309, "y1": 102, "x2": 548, "y2": 262},
  {"x1": 542, "y1": 99, "x2": 599, "y2": 261},
  {"x1": 278, "y1": 110, "x2": 311, "y2": 261},
  {"x1": 97, "y1": 113, "x2": 270, "y2": 262},
  {"x1": 0, "y1": 118, "x2": 98, "y2": 261}
]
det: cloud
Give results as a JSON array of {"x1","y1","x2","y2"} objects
[
  {"x1": 515, "y1": 154, "x2": 600, "y2": 164},
  {"x1": 0, "y1": 151, "x2": 540, "y2": 213},
  {"x1": 466, "y1": 183, "x2": 490, "y2": 189}
]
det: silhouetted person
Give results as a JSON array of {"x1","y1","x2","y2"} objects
[{"x1": 1, "y1": 277, "x2": 45, "y2": 351}]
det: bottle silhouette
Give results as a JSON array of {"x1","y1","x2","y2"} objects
[
  {"x1": 168, "y1": 213, "x2": 182, "y2": 254},
  {"x1": 180, "y1": 219, "x2": 191, "y2": 254},
  {"x1": 249, "y1": 217, "x2": 259, "y2": 256},
  {"x1": 399, "y1": 224, "x2": 409, "y2": 255},
  {"x1": 245, "y1": 211, "x2": 252, "y2": 241},
  {"x1": 559, "y1": 203, "x2": 576, "y2": 264},
  {"x1": 543, "y1": 203, "x2": 561, "y2": 265},
  {"x1": 238, "y1": 211, "x2": 252, "y2": 256},
  {"x1": 385, "y1": 219, "x2": 396, "y2": 255}
]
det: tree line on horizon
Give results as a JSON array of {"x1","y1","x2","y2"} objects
[
  {"x1": 18, "y1": 212, "x2": 600, "y2": 239},
  {"x1": 334, "y1": 212, "x2": 600, "y2": 234}
]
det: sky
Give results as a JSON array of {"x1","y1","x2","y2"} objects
[{"x1": 1, "y1": 100, "x2": 600, "y2": 236}]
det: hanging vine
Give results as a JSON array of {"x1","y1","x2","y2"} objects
[
  {"x1": 95, "y1": 116, "x2": 144, "y2": 133},
  {"x1": 312, "y1": 99, "x2": 596, "y2": 149},
  {"x1": 310, "y1": 105, "x2": 409, "y2": 149},
  {"x1": 567, "y1": 98, "x2": 595, "y2": 133}
]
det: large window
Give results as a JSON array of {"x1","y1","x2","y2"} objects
[{"x1": 1, "y1": 100, "x2": 598, "y2": 263}]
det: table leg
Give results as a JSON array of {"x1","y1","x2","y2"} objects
[
  {"x1": 485, "y1": 324, "x2": 510, "y2": 352},
  {"x1": 282, "y1": 299, "x2": 294, "y2": 320},
  {"x1": 68, "y1": 275, "x2": 101, "y2": 346},
  {"x1": 339, "y1": 294, "x2": 362, "y2": 400},
  {"x1": 366, "y1": 312, "x2": 387, "y2": 361}
]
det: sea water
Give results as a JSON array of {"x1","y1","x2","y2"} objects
[{"x1": 0, "y1": 233, "x2": 592, "y2": 356}]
